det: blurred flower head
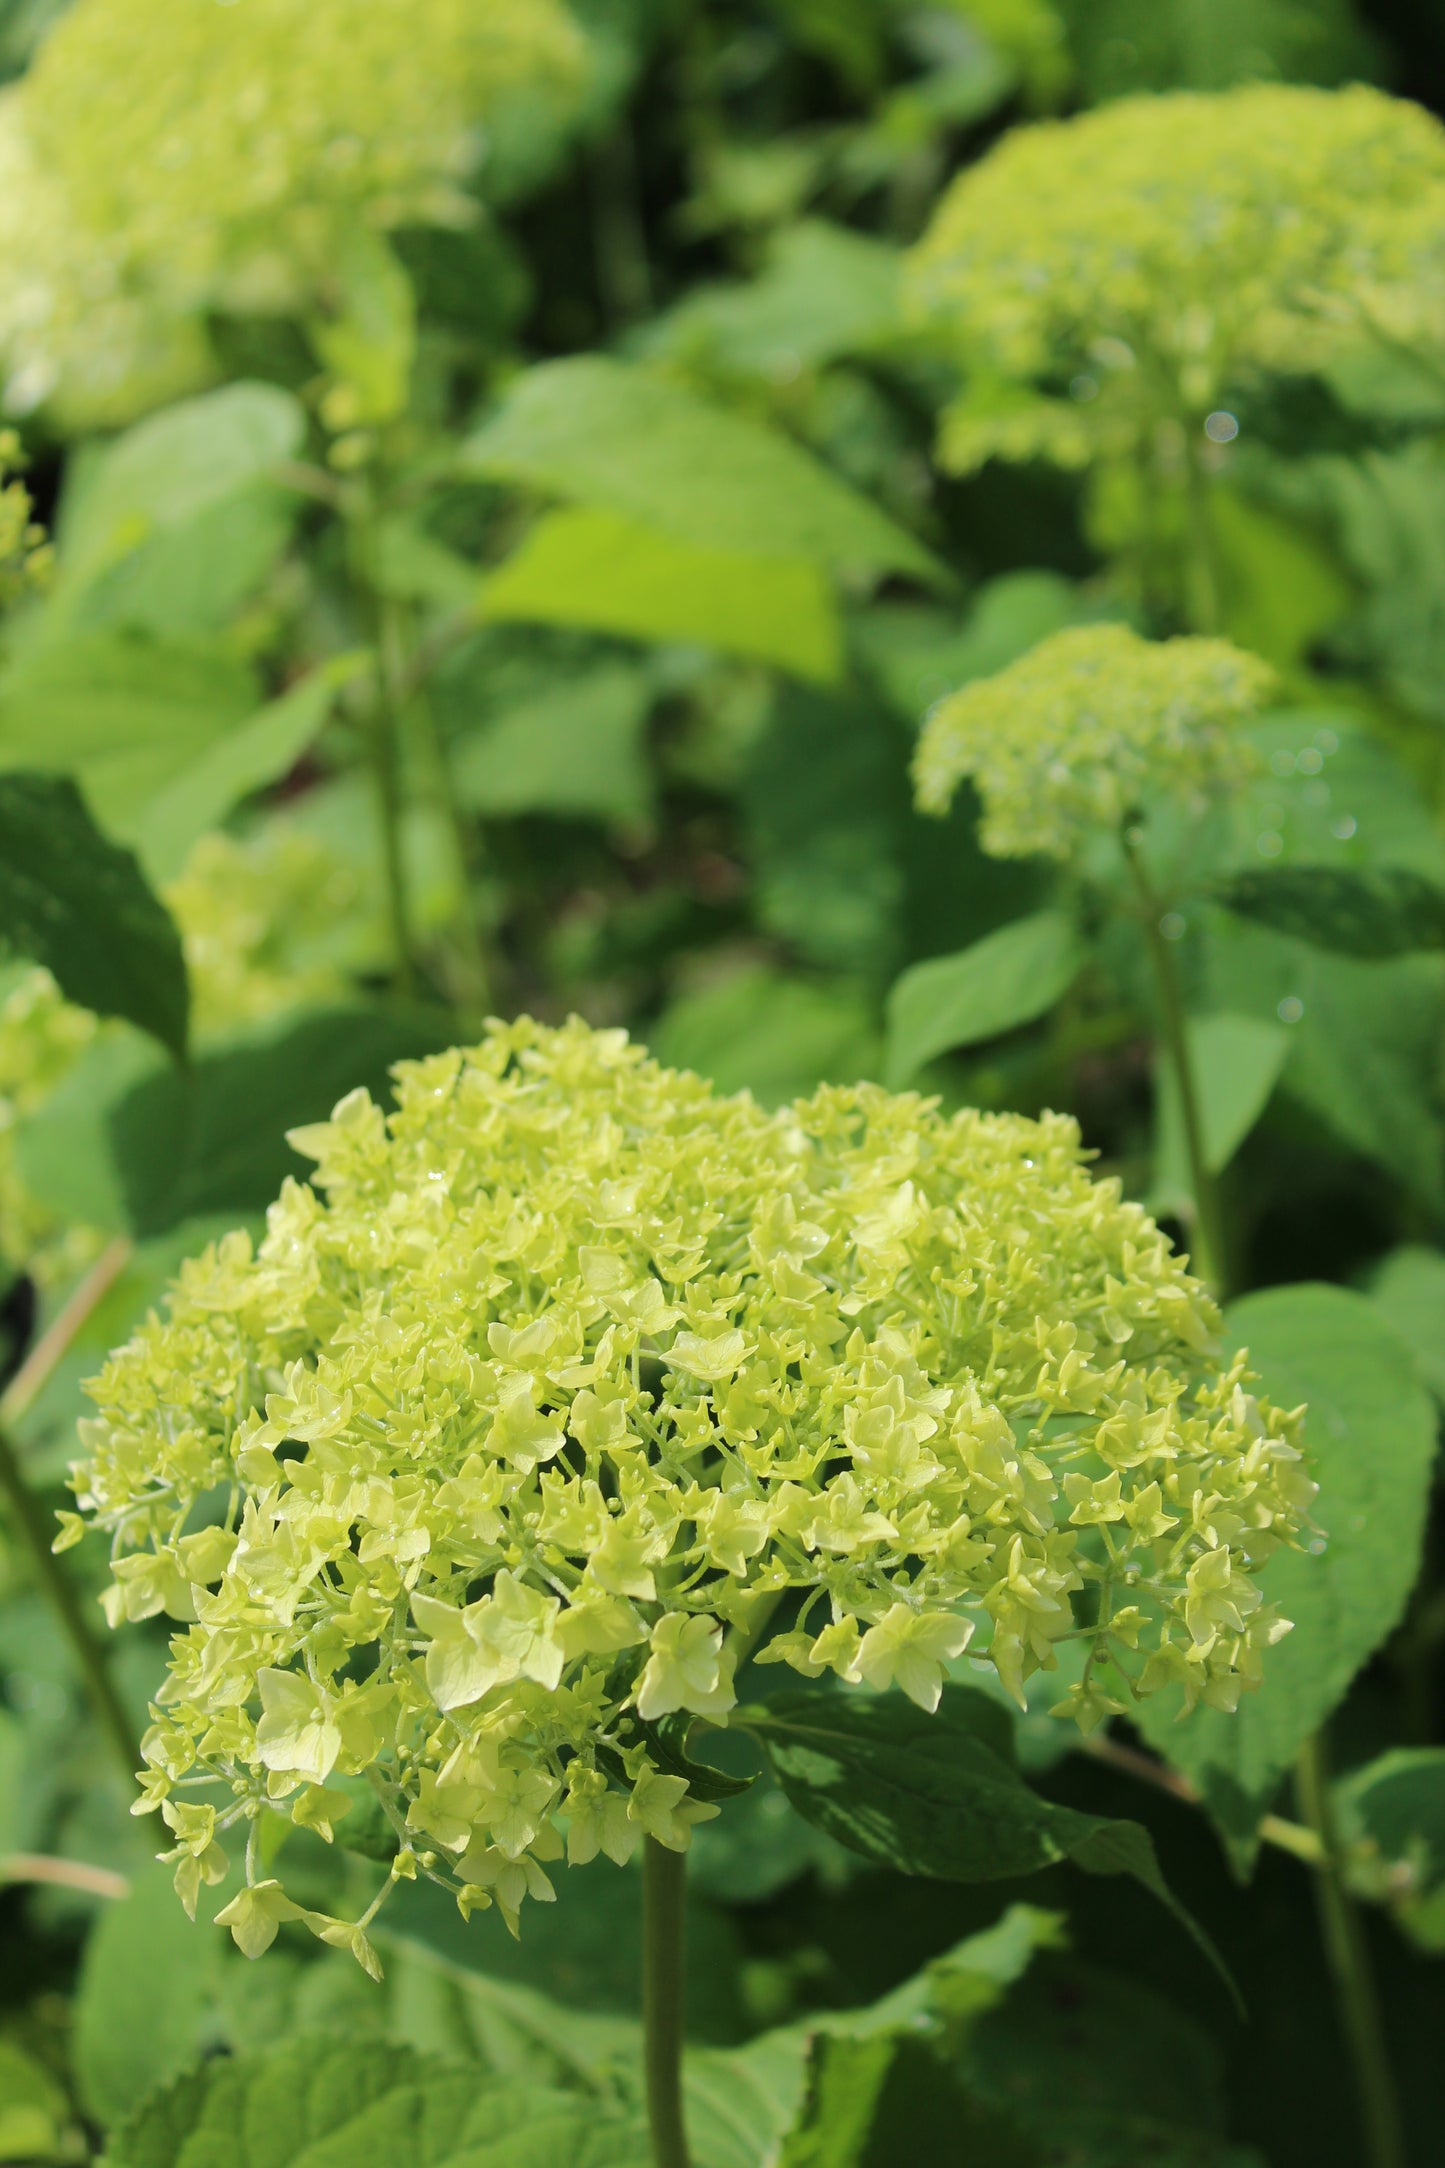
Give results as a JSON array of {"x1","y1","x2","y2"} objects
[
  {"x1": 71, "y1": 1016, "x2": 1311, "y2": 1962},
  {"x1": 913, "y1": 623, "x2": 1274, "y2": 859},
  {"x1": 907, "y1": 83, "x2": 1445, "y2": 475},
  {"x1": 0, "y1": 0, "x2": 587, "y2": 424}
]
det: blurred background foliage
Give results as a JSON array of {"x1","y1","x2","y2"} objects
[{"x1": 2, "y1": 1, "x2": 1445, "y2": 2164}]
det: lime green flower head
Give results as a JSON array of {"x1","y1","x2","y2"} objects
[
  {"x1": 0, "y1": 0, "x2": 585, "y2": 422},
  {"x1": 71, "y1": 1017, "x2": 1310, "y2": 1962},
  {"x1": 164, "y1": 829, "x2": 370, "y2": 1041},
  {"x1": 913, "y1": 623, "x2": 1274, "y2": 860},
  {"x1": 907, "y1": 83, "x2": 1445, "y2": 474}
]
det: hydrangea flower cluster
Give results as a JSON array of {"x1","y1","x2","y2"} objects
[
  {"x1": 906, "y1": 84, "x2": 1445, "y2": 476},
  {"x1": 69, "y1": 1017, "x2": 1311, "y2": 1967},
  {"x1": 913, "y1": 624, "x2": 1274, "y2": 860},
  {"x1": 0, "y1": 0, "x2": 585, "y2": 424},
  {"x1": 167, "y1": 830, "x2": 370, "y2": 1041}
]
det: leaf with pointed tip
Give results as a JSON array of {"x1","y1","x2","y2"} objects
[
  {"x1": 1213, "y1": 866, "x2": 1445, "y2": 958},
  {"x1": 0, "y1": 772, "x2": 187, "y2": 1055}
]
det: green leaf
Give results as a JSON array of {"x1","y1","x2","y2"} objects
[
  {"x1": 463, "y1": 357, "x2": 942, "y2": 584},
  {"x1": 13, "y1": 1030, "x2": 163, "y2": 1234},
  {"x1": 482, "y1": 506, "x2": 843, "y2": 683},
  {"x1": 136, "y1": 653, "x2": 370, "y2": 881},
  {"x1": 641, "y1": 219, "x2": 902, "y2": 382},
  {"x1": 109, "y1": 1005, "x2": 458, "y2": 1238},
  {"x1": 959, "y1": 1953, "x2": 1264, "y2": 2168},
  {"x1": 741, "y1": 681, "x2": 912, "y2": 977},
  {"x1": 739, "y1": 1688, "x2": 1234, "y2": 2000},
  {"x1": 53, "y1": 381, "x2": 305, "y2": 601},
  {"x1": 1137, "y1": 1285, "x2": 1438, "y2": 1845},
  {"x1": 1152, "y1": 1012, "x2": 1289, "y2": 1212},
  {"x1": 1366, "y1": 1245, "x2": 1445, "y2": 1402},
  {"x1": 0, "y1": 773, "x2": 188, "y2": 1055},
  {"x1": 884, "y1": 911, "x2": 1080, "y2": 1086},
  {"x1": 0, "y1": 631, "x2": 258, "y2": 834},
  {"x1": 855, "y1": 572, "x2": 1087, "y2": 725},
  {"x1": 1201, "y1": 910, "x2": 1445, "y2": 1210},
  {"x1": 1336, "y1": 1748, "x2": 1445, "y2": 1894},
  {"x1": 107, "y1": 2038, "x2": 647, "y2": 2168},
  {"x1": 1213, "y1": 866, "x2": 1445, "y2": 958},
  {"x1": 650, "y1": 967, "x2": 880, "y2": 1109},
  {"x1": 73, "y1": 1864, "x2": 222, "y2": 2129},
  {"x1": 0, "y1": 2039, "x2": 75, "y2": 2164},
  {"x1": 451, "y1": 662, "x2": 654, "y2": 828}
]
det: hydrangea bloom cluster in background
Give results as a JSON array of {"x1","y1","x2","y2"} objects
[
  {"x1": 70, "y1": 1018, "x2": 1312, "y2": 1965},
  {"x1": 912, "y1": 623, "x2": 1274, "y2": 859},
  {"x1": 0, "y1": 0, "x2": 585, "y2": 424},
  {"x1": 907, "y1": 83, "x2": 1445, "y2": 477}
]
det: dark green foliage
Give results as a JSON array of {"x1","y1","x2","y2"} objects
[{"x1": 0, "y1": 771, "x2": 188, "y2": 1054}]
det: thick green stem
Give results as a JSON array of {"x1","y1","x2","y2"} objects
[
  {"x1": 345, "y1": 501, "x2": 416, "y2": 997},
  {"x1": 1121, "y1": 830, "x2": 1227, "y2": 1294},
  {"x1": 0, "y1": 1424, "x2": 139, "y2": 1784},
  {"x1": 1182, "y1": 434, "x2": 1222, "y2": 636},
  {"x1": 0, "y1": 1238, "x2": 141, "y2": 1786},
  {"x1": 643, "y1": 1838, "x2": 691, "y2": 2168},
  {"x1": 370, "y1": 632, "x2": 417, "y2": 1000},
  {"x1": 1295, "y1": 1733, "x2": 1406, "y2": 2168}
]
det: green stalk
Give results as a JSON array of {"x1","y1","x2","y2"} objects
[
  {"x1": 0, "y1": 1237, "x2": 140, "y2": 1785},
  {"x1": 1295, "y1": 1733, "x2": 1406, "y2": 2168},
  {"x1": 642, "y1": 1838, "x2": 691, "y2": 2168},
  {"x1": 1181, "y1": 430, "x2": 1223, "y2": 636},
  {"x1": 1121, "y1": 828, "x2": 1226, "y2": 1294},
  {"x1": 345, "y1": 499, "x2": 417, "y2": 998},
  {"x1": 0, "y1": 1425, "x2": 139, "y2": 1783}
]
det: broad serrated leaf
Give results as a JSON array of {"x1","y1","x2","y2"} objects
[
  {"x1": 884, "y1": 910, "x2": 1079, "y2": 1085},
  {"x1": 1137, "y1": 1285, "x2": 1438, "y2": 1849},
  {"x1": 0, "y1": 772, "x2": 188, "y2": 1055},
  {"x1": 739, "y1": 1689, "x2": 1234, "y2": 2000},
  {"x1": 106, "y1": 2036, "x2": 648, "y2": 2168},
  {"x1": 1213, "y1": 866, "x2": 1445, "y2": 958},
  {"x1": 482, "y1": 506, "x2": 842, "y2": 683},
  {"x1": 463, "y1": 356, "x2": 942, "y2": 584},
  {"x1": 74, "y1": 1864, "x2": 222, "y2": 2129}
]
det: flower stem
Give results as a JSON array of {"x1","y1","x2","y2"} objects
[
  {"x1": 1295, "y1": 1732, "x2": 1406, "y2": 2168},
  {"x1": 0, "y1": 1423, "x2": 140, "y2": 1783},
  {"x1": 1121, "y1": 827, "x2": 1227, "y2": 1295},
  {"x1": 0, "y1": 1237, "x2": 142, "y2": 1786},
  {"x1": 642, "y1": 1837, "x2": 691, "y2": 2168}
]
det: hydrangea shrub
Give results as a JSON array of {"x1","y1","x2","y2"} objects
[
  {"x1": 67, "y1": 1019, "x2": 1312, "y2": 1964},
  {"x1": 912, "y1": 623, "x2": 1275, "y2": 858}
]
